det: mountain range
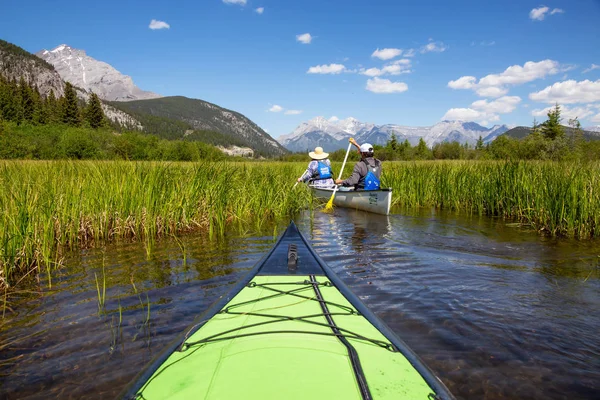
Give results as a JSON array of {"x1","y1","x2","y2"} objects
[
  {"x1": 0, "y1": 41, "x2": 287, "y2": 157},
  {"x1": 278, "y1": 117, "x2": 511, "y2": 152},
  {"x1": 36, "y1": 45, "x2": 161, "y2": 102}
]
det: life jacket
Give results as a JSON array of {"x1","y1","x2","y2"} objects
[
  {"x1": 360, "y1": 159, "x2": 381, "y2": 190},
  {"x1": 312, "y1": 161, "x2": 332, "y2": 180}
]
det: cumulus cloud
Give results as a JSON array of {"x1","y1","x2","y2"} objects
[
  {"x1": 476, "y1": 86, "x2": 509, "y2": 97},
  {"x1": 371, "y1": 48, "x2": 402, "y2": 60},
  {"x1": 529, "y1": 6, "x2": 549, "y2": 20},
  {"x1": 448, "y1": 60, "x2": 562, "y2": 97},
  {"x1": 296, "y1": 33, "x2": 313, "y2": 44},
  {"x1": 403, "y1": 49, "x2": 416, "y2": 58},
  {"x1": 420, "y1": 40, "x2": 447, "y2": 53},
  {"x1": 442, "y1": 96, "x2": 521, "y2": 122},
  {"x1": 360, "y1": 59, "x2": 412, "y2": 77},
  {"x1": 529, "y1": 79, "x2": 600, "y2": 104},
  {"x1": 583, "y1": 64, "x2": 600, "y2": 73},
  {"x1": 531, "y1": 104, "x2": 597, "y2": 121},
  {"x1": 448, "y1": 76, "x2": 477, "y2": 90},
  {"x1": 365, "y1": 77, "x2": 408, "y2": 94},
  {"x1": 268, "y1": 105, "x2": 283, "y2": 112},
  {"x1": 592, "y1": 113, "x2": 600, "y2": 123},
  {"x1": 149, "y1": 19, "x2": 170, "y2": 30},
  {"x1": 307, "y1": 63, "x2": 346, "y2": 74},
  {"x1": 284, "y1": 110, "x2": 303, "y2": 115},
  {"x1": 223, "y1": 0, "x2": 246, "y2": 4},
  {"x1": 255, "y1": 7, "x2": 264, "y2": 14},
  {"x1": 530, "y1": 6, "x2": 564, "y2": 20}
]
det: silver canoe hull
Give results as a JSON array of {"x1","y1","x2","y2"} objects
[{"x1": 311, "y1": 187, "x2": 392, "y2": 215}]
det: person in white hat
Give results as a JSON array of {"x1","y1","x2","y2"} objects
[
  {"x1": 335, "y1": 138, "x2": 382, "y2": 190},
  {"x1": 297, "y1": 146, "x2": 335, "y2": 188}
]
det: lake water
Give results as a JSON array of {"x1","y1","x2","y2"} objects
[{"x1": 1, "y1": 208, "x2": 599, "y2": 399}]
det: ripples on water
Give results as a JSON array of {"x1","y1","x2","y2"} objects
[{"x1": 1, "y1": 209, "x2": 599, "y2": 399}]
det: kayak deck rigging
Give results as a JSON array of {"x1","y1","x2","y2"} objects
[{"x1": 122, "y1": 222, "x2": 454, "y2": 400}]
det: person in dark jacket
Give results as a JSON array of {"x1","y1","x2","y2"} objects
[{"x1": 335, "y1": 139, "x2": 381, "y2": 190}]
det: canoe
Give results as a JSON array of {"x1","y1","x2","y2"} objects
[
  {"x1": 120, "y1": 222, "x2": 454, "y2": 400},
  {"x1": 311, "y1": 187, "x2": 392, "y2": 215}
]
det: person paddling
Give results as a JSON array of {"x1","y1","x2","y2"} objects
[
  {"x1": 297, "y1": 146, "x2": 335, "y2": 188},
  {"x1": 335, "y1": 139, "x2": 381, "y2": 190}
]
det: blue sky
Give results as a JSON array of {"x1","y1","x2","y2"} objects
[{"x1": 2, "y1": 0, "x2": 600, "y2": 137}]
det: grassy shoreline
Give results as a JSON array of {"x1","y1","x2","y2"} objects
[{"x1": 2, "y1": 160, "x2": 599, "y2": 292}]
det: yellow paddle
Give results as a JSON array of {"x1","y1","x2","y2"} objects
[{"x1": 324, "y1": 139, "x2": 354, "y2": 212}]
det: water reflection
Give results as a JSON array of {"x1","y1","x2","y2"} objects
[{"x1": 0, "y1": 209, "x2": 598, "y2": 400}]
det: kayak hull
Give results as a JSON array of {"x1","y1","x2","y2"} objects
[
  {"x1": 311, "y1": 187, "x2": 392, "y2": 215},
  {"x1": 120, "y1": 222, "x2": 453, "y2": 400}
]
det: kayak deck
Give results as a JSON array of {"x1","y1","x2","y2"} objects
[
  {"x1": 122, "y1": 223, "x2": 453, "y2": 400},
  {"x1": 135, "y1": 275, "x2": 435, "y2": 400}
]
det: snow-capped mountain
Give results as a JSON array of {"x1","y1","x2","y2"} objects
[
  {"x1": 36, "y1": 44, "x2": 161, "y2": 102},
  {"x1": 586, "y1": 125, "x2": 600, "y2": 133},
  {"x1": 279, "y1": 117, "x2": 510, "y2": 152}
]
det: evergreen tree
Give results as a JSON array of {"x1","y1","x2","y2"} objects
[
  {"x1": 389, "y1": 132, "x2": 398, "y2": 151},
  {"x1": 19, "y1": 77, "x2": 36, "y2": 122},
  {"x1": 46, "y1": 90, "x2": 59, "y2": 123},
  {"x1": 85, "y1": 92, "x2": 106, "y2": 129},
  {"x1": 416, "y1": 137, "x2": 430, "y2": 159},
  {"x1": 61, "y1": 82, "x2": 81, "y2": 126},
  {"x1": 541, "y1": 104, "x2": 564, "y2": 140},
  {"x1": 476, "y1": 135, "x2": 484, "y2": 150}
]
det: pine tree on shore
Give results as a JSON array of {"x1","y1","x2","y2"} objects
[
  {"x1": 541, "y1": 104, "x2": 564, "y2": 140},
  {"x1": 85, "y1": 92, "x2": 106, "y2": 129},
  {"x1": 61, "y1": 82, "x2": 80, "y2": 126}
]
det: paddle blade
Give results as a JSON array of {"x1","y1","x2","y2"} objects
[{"x1": 323, "y1": 192, "x2": 335, "y2": 212}]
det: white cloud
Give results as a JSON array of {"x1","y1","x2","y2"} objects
[
  {"x1": 476, "y1": 86, "x2": 509, "y2": 97},
  {"x1": 365, "y1": 77, "x2": 408, "y2": 94},
  {"x1": 531, "y1": 105, "x2": 597, "y2": 121},
  {"x1": 529, "y1": 6, "x2": 549, "y2": 20},
  {"x1": 529, "y1": 6, "x2": 564, "y2": 20},
  {"x1": 448, "y1": 60, "x2": 561, "y2": 98},
  {"x1": 404, "y1": 49, "x2": 416, "y2": 58},
  {"x1": 284, "y1": 110, "x2": 303, "y2": 115},
  {"x1": 583, "y1": 64, "x2": 600, "y2": 73},
  {"x1": 223, "y1": 0, "x2": 246, "y2": 4},
  {"x1": 268, "y1": 105, "x2": 283, "y2": 112},
  {"x1": 479, "y1": 60, "x2": 559, "y2": 87},
  {"x1": 307, "y1": 63, "x2": 346, "y2": 74},
  {"x1": 442, "y1": 96, "x2": 521, "y2": 123},
  {"x1": 149, "y1": 19, "x2": 170, "y2": 30},
  {"x1": 296, "y1": 33, "x2": 313, "y2": 44},
  {"x1": 442, "y1": 108, "x2": 483, "y2": 121},
  {"x1": 420, "y1": 41, "x2": 447, "y2": 53},
  {"x1": 592, "y1": 113, "x2": 600, "y2": 123},
  {"x1": 329, "y1": 116, "x2": 339, "y2": 122},
  {"x1": 472, "y1": 96, "x2": 521, "y2": 114},
  {"x1": 255, "y1": 7, "x2": 264, "y2": 14},
  {"x1": 529, "y1": 79, "x2": 600, "y2": 104},
  {"x1": 360, "y1": 60, "x2": 411, "y2": 77},
  {"x1": 371, "y1": 48, "x2": 402, "y2": 60},
  {"x1": 448, "y1": 76, "x2": 476, "y2": 90}
]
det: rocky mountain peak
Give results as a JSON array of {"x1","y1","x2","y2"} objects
[{"x1": 36, "y1": 44, "x2": 161, "y2": 102}]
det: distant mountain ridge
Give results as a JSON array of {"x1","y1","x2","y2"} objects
[
  {"x1": 111, "y1": 96, "x2": 288, "y2": 157},
  {"x1": 36, "y1": 44, "x2": 161, "y2": 102},
  {"x1": 279, "y1": 117, "x2": 510, "y2": 152}
]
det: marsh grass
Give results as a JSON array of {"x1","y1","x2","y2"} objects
[
  {"x1": 0, "y1": 160, "x2": 308, "y2": 291},
  {"x1": 383, "y1": 160, "x2": 600, "y2": 238}
]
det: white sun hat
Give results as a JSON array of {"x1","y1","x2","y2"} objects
[{"x1": 308, "y1": 147, "x2": 329, "y2": 160}]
